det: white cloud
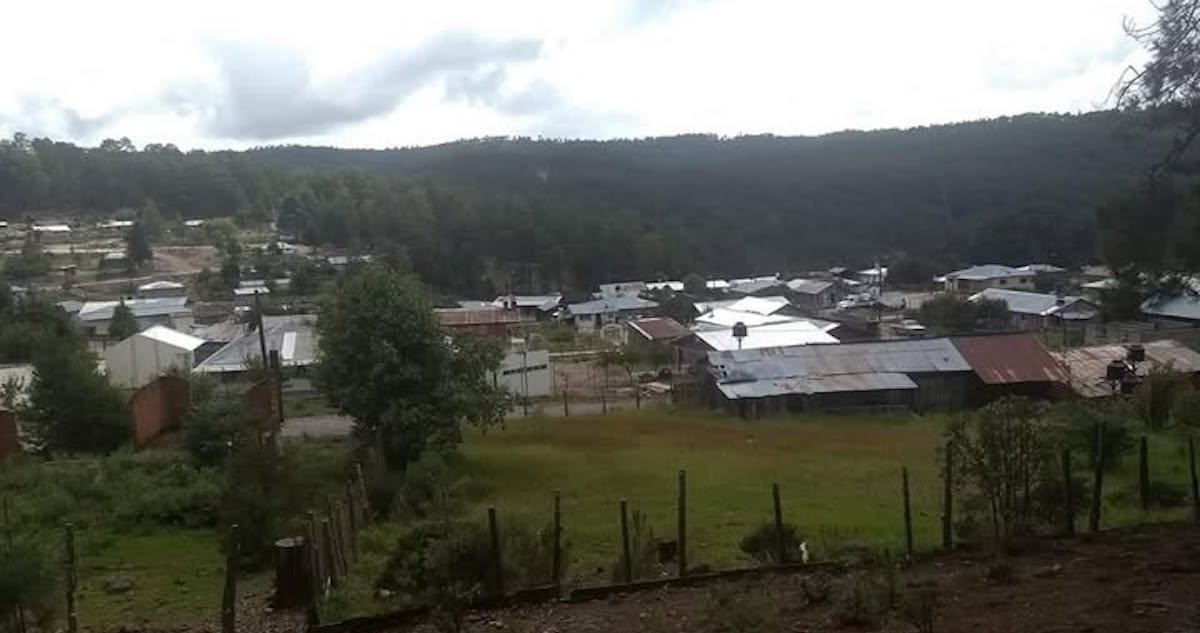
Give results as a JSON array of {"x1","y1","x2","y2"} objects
[{"x1": 0, "y1": 0, "x2": 1159, "y2": 149}]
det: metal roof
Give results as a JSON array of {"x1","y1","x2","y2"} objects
[
  {"x1": 786, "y1": 279, "x2": 834, "y2": 295},
  {"x1": 717, "y1": 371, "x2": 917, "y2": 399},
  {"x1": 138, "y1": 325, "x2": 205, "y2": 351},
  {"x1": 970, "y1": 288, "x2": 1097, "y2": 318},
  {"x1": 137, "y1": 280, "x2": 184, "y2": 291},
  {"x1": 566, "y1": 295, "x2": 658, "y2": 316},
  {"x1": 194, "y1": 315, "x2": 316, "y2": 373},
  {"x1": 191, "y1": 320, "x2": 247, "y2": 343},
  {"x1": 695, "y1": 308, "x2": 797, "y2": 328},
  {"x1": 645, "y1": 281, "x2": 685, "y2": 292},
  {"x1": 944, "y1": 264, "x2": 1025, "y2": 281},
  {"x1": 1051, "y1": 340, "x2": 1200, "y2": 397},
  {"x1": 596, "y1": 281, "x2": 647, "y2": 298},
  {"x1": 709, "y1": 337, "x2": 970, "y2": 382},
  {"x1": 628, "y1": 317, "x2": 689, "y2": 341},
  {"x1": 696, "y1": 320, "x2": 839, "y2": 351},
  {"x1": 435, "y1": 308, "x2": 523, "y2": 327},
  {"x1": 1017, "y1": 263, "x2": 1066, "y2": 273},
  {"x1": 952, "y1": 334, "x2": 1067, "y2": 385},
  {"x1": 1141, "y1": 294, "x2": 1200, "y2": 321},
  {"x1": 1081, "y1": 278, "x2": 1117, "y2": 290},
  {"x1": 77, "y1": 297, "x2": 190, "y2": 322},
  {"x1": 32, "y1": 224, "x2": 70, "y2": 232},
  {"x1": 491, "y1": 295, "x2": 561, "y2": 311},
  {"x1": 728, "y1": 278, "x2": 785, "y2": 295},
  {"x1": 706, "y1": 279, "x2": 731, "y2": 290},
  {"x1": 233, "y1": 286, "x2": 270, "y2": 296}
]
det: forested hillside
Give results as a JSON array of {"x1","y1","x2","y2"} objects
[{"x1": 0, "y1": 111, "x2": 1174, "y2": 295}]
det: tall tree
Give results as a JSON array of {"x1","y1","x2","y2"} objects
[
  {"x1": 125, "y1": 221, "x2": 152, "y2": 268},
  {"x1": 22, "y1": 341, "x2": 130, "y2": 454},
  {"x1": 316, "y1": 264, "x2": 509, "y2": 471},
  {"x1": 108, "y1": 300, "x2": 139, "y2": 340}
]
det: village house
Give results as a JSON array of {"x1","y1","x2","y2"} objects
[
  {"x1": 1080, "y1": 278, "x2": 1117, "y2": 303},
  {"x1": 940, "y1": 264, "x2": 1034, "y2": 294},
  {"x1": 626, "y1": 317, "x2": 690, "y2": 361},
  {"x1": 74, "y1": 296, "x2": 193, "y2": 339},
  {"x1": 969, "y1": 288, "x2": 1099, "y2": 330},
  {"x1": 1141, "y1": 293, "x2": 1200, "y2": 325},
  {"x1": 30, "y1": 223, "x2": 72, "y2": 242},
  {"x1": 233, "y1": 285, "x2": 270, "y2": 308},
  {"x1": 135, "y1": 280, "x2": 187, "y2": 299},
  {"x1": 855, "y1": 266, "x2": 888, "y2": 286},
  {"x1": 595, "y1": 281, "x2": 647, "y2": 298},
  {"x1": 645, "y1": 281, "x2": 685, "y2": 293},
  {"x1": 104, "y1": 326, "x2": 205, "y2": 390},
  {"x1": 952, "y1": 333, "x2": 1068, "y2": 402},
  {"x1": 785, "y1": 278, "x2": 840, "y2": 312},
  {"x1": 728, "y1": 276, "x2": 786, "y2": 296},
  {"x1": 563, "y1": 295, "x2": 659, "y2": 335},
  {"x1": 193, "y1": 315, "x2": 317, "y2": 392},
  {"x1": 1051, "y1": 340, "x2": 1200, "y2": 398},
  {"x1": 436, "y1": 307, "x2": 523, "y2": 337},
  {"x1": 491, "y1": 294, "x2": 562, "y2": 321}
]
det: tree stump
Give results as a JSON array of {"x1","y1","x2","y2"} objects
[{"x1": 273, "y1": 537, "x2": 310, "y2": 609}]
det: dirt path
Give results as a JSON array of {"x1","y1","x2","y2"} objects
[{"x1": 381, "y1": 524, "x2": 1200, "y2": 633}]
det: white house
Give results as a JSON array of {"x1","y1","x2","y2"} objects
[
  {"x1": 969, "y1": 288, "x2": 1099, "y2": 329},
  {"x1": 940, "y1": 265, "x2": 1034, "y2": 294},
  {"x1": 135, "y1": 280, "x2": 187, "y2": 299},
  {"x1": 76, "y1": 297, "x2": 193, "y2": 337},
  {"x1": 103, "y1": 326, "x2": 205, "y2": 389},
  {"x1": 564, "y1": 295, "x2": 659, "y2": 334},
  {"x1": 494, "y1": 339, "x2": 551, "y2": 400}
]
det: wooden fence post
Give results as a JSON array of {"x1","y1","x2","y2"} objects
[
  {"x1": 343, "y1": 488, "x2": 358, "y2": 565},
  {"x1": 1089, "y1": 421, "x2": 1107, "y2": 533},
  {"x1": 320, "y1": 519, "x2": 339, "y2": 587},
  {"x1": 552, "y1": 492, "x2": 562, "y2": 589},
  {"x1": 1138, "y1": 435, "x2": 1150, "y2": 512},
  {"x1": 619, "y1": 499, "x2": 632, "y2": 582},
  {"x1": 221, "y1": 524, "x2": 238, "y2": 633},
  {"x1": 601, "y1": 386, "x2": 608, "y2": 415},
  {"x1": 562, "y1": 390, "x2": 569, "y2": 417},
  {"x1": 1061, "y1": 449, "x2": 1074, "y2": 537},
  {"x1": 354, "y1": 462, "x2": 370, "y2": 521},
  {"x1": 306, "y1": 511, "x2": 323, "y2": 598},
  {"x1": 901, "y1": 467, "x2": 913, "y2": 560},
  {"x1": 771, "y1": 483, "x2": 785, "y2": 564},
  {"x1": 677, "y1": 470, "x2": 688, "y2": 577},
  {"x1": 1189, "y1": 436, "x2": 1199, "y2": 523},
  {"x1": 273, "y1": 537, "x2": 308, "y2": 609},
  {"x1": 269, "y1": 350, "x2": 285, "y2": 428},
  {"x1": 941, "y1": 442, "x2": 953, "y2": 550},
  {"x1": 4, "y1": 497, "x2": 27, "y2": 633},
  {"x1": 64, "y1": 523, "x2": 78, "y2": 633},
  {"x1": 487, "y1": 507, "x2": 504, "y2": 596}
]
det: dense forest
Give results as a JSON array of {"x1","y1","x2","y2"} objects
[{"x1": 0, "y1": 111, "x2": 1177, "y2": 295}]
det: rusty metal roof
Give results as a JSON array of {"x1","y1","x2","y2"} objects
[
  {"x1": 628, "y1": 317, "x2": 689, "y2": 341},
  {"x1": 435, "y1": 308, "x2": 523, "y2": 327},
  {"x1": 952, "y1": 334, "x2": 1067, "y2": 385},
  {"x1": 1051, "y1": 339, "x2": 1200, "y2": 397},
  {"x1": 717, "y1": 371, "x2": 917, "y2": 399}
]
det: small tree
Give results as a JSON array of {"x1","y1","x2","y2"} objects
[
  {"x1": 682, "y1": 273, "x2": 707, "y2": 296},
  {"x1": 21, "y1": 341, "x2": 130, "y2": 454},
  {"x1": 138, "y1": 199, "x2": 165, "y2": 242},
  {"x1": 108, "y1": 300, "x2": 139, "y2": 340}
]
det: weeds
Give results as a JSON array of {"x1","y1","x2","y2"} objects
[{"x1": 702, "y1": 583, "x2": 776, "y2": 633}]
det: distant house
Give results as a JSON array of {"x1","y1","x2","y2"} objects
[
  {"x1": 97, "y1": 219, "x2": 134, "y2": 231},
  {"x1": 100, "y1": 251, "x2": 129, "y2": 269},
  {"x1": 627, "y1": 317, "x2": 690, "y2": 360},
  {"x1": 645, "y1": 281, "x2": 685, "y2": 293},
  {"x1": 31, "y1": 223, "x2": 71, "y2": 235},
  {"x1": 706, "y1": 279, "x2": 731, "y2": 292},
  {"x1": 785, "y1": 279, "x2": 839, "y2": 312},
  {"x1": 1080, "y1": 278, "x2": 1117, "y2": 303},
  {"x1": 183, "y1": 219, "x2": 206, "y2": 228},
  {"x1": 595, "y1": 281, "x2": 647, "y2": 299},
  {"x1": 135, "y1": 280, "x2": 187, "y2": 299},
  {"x1": 189, "y1": 319, "x2": 249, "y2": 362},
  {"x1": 491, "y1": 295, "x2": 561, "y2": 321},
  {"x1": 939, "y1": 265, "x2": 1034, "y2": 294},
  {"x1": 76, "y1": 297, "x2": 193, "y2": 338},
  {"x1": 563, "y1": 295, "x2": 659, "y2": 335},
  {"x1": 952, "y1": 333, "x2": 1068, "y2": 402},
  {"x1": 1052, "y1": 340, "x2": 1200, "y2": 398},
  {"x1": 728, "y1": 276, "x2": 785, "y2": 296},
  {"x1": 693, "y1": 296, "x2": 800, "y2": 323},
  {"x1": 705, "y1": 337, "x2": 973, "y2": 416},
  {"x1": 104, "y1": 326, "x2": 205, "y2": 389},
  {"x1": 193, "y1": 315, "x2": 317, "y2": 389},
  {"x1": 1079, "y1": 265, "x2": 1113, "y2": 283},
  {"x1": 1141, "y1": 293, "x2": 1200, "y2": 324},
  {"x1": 678, "y1": 320, "x2": 839, "y2": 361},
  {"x1": 435, "y1": 307, "x2": 523, "y2": 337},
  {"x1": 233, "y1": 286, "x2": 270, "y2": 308},
  {"x1": 855, "y1": 266, "x2": 888, "y2": 286},
  {"x1": 969, "y1": 288, "x2": 1099, "y2": 329}
]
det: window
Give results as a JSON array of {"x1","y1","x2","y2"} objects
[{"x1": 999, "y1": 279, "x2": 1007, "y2": 286}]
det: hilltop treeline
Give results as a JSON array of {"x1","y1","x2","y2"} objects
[{"x1": 0, "y1": 111, "x2": 1175, "y2": 295}]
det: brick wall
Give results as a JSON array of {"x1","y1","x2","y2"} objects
[{"x1": 129, "y1": 376, "x2": 191, "y2": 445}]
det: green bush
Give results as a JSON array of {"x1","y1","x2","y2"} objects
[
  {"x1": 701, "y1": 583, "x2": 775, "y2": 633},
  {"x1": 0, "y1": 533, "x2": 58, "y2": 631},
  {"x1": 739, "y1": 521, "x2": 803, "y2": 564}
]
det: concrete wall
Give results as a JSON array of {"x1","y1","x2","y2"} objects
[
  {"x1": 104, "y1": 333, "x2": 195, "y2": 389},
  {"x1": 496, "y1": 349, "x2": 551, "y2": 398}
]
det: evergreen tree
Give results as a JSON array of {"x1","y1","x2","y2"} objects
[
  {"x1": 108, "y1": 300, "x2": 139, "y2": 340},
  {"x1": 125, "y1": 222, "x2": 152, "y2": 268}
]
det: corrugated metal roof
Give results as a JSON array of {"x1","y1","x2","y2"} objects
[
  {"x1": 1141, "y1": 294, "x2": 1200, "y2": 321},
  {"x1": 137, "y1": 280, "x2": 185, "y2": 291},
  {"x1": 970, "y1": 288, "x2": 1097, "y2": 318},
  {"x1": 645, "y1": 281, "x2": 684, "y2": 292},
  {"x1": 696, "y1": 320, "x2": 839, "y2": 351},
  {"x1": 710, "y1": 337, "x2": 970, "y2": 381},
  {"x1": 628, "y1": 317, "x2": 689, "y2": 341},
  {"x1": 695, "y1": 308, "x2": 796, "y2": 328},
  {"x1": 78, "y1": 297, "x2": 190, "y2": 322},
  {"x1": 728, "y1": 278, "x2": 785, "y2": 295},
  {"x1": 1051, "y1": 340, "x2": 1200, "y2": 397},
  {"x1": 953, "y1": 334, "x2": 1067, "y2": 385},
  {"x1": 491, "y1": 295, "x2": 562, "y2": 311},
  {"x1": 139, "y1": 325, "x2": 205, "y2": 351},
  {"x1": 566, "y1": 296, "x2": 658, "y2": 316},
  {"x1": 435, "y1": 308, "x2": 523, "y2": 327},
  {"x1": 786, "y1": 279, "x2": 834, "y2": 295},
  {"x1": 194, "y1": 315, "x2": 316, "y2": 373},
  {"x1": 717, "y1": 371, "x2": 917, "y2": 399},
  {"x1": 1017, "y1": 263, "x2": 1066, "y2": 273},
  {"x1": 945, "y1": 264, "x2": 1024, "y2": 281}
]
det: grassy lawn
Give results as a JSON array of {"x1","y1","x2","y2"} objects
[
  {"x1": 459, "y1": 409, "x2": 948, "y2": 583},
  {"x1": 75, "y1": 530, "x2": 269, "y2": 631}
]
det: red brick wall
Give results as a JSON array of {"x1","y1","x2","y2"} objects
[
  {"x1": 245, "y1": 381, "x2": 276, "y2": 422},
  {"x1": 129, "y1": 376, "x2": 191, "y2": 445},
  {"x1": 0, "y1": 410, "x2": 17, "y2": 458}
]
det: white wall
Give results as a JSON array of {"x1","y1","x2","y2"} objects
[
  {"x1": 103, "y1": 334, "x2": 194, "y2": 389},
  {"x1": 494, "y1": 349, "x2": 551, "y2": 399}
]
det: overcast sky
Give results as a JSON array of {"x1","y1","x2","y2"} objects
[{"x1": 0, "y1": 0, "x2": 1159, "y2": 150}]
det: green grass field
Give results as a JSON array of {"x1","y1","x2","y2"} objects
[{"x1": 458, "y1": 409, "x2": 949, "y2": 583}]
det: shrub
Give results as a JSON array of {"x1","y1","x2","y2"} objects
[
  {"x1": 1048, "y1": 399, "x2": 1136, "y2": 470},
  {"x1": 799, "y1": 572, "x2": 833, "y2": 605},
  {"x1": 0, "y1": 532, "x2": 59, "y2": 631},
  {"x1": 739, "y1": 521, "x2": 803, "y2": 564},
  {"x1": 831, "y1": 572, "x2": 885, "y2": 628},
  {"x1": 701, "y1": 583, "x2": 775, "y2": 633},
  {"x1": 608, "y1": 508, "x2": 661, "y2": 582}
]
